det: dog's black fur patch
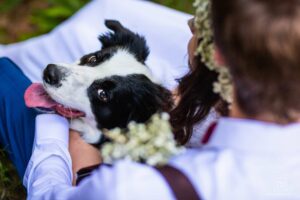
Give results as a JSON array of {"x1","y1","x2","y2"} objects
[
  {"x1": 88, "y1": 74, "x2": 173, "y2": 131},
  {"x1": 98, "y1": 20, "x2": 150, "y2": 64},
  {"x1": 79, "y1": 48, "x2": 117, "y2": 67},
  {"x1": 79, "y1": 20, "x2": 149, "y2": 67}
]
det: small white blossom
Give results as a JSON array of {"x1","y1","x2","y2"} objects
[{"x1": 101, "y1": 113, "x2": 184, "y2": 166}]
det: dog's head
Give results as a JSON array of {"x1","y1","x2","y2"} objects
[{"x1": 42, "y1": 20, "x2": 173, "y2": 139}]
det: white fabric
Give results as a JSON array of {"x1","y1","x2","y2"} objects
[
  {"x1": 172, "y1": 118, "x2": 300, "y2": 200},
  {"x1": 24, "y1": 115, "x2": 73, "y2": 198},
  {"x1": 0, "y1": 0, "x2": 192, "y2": 90},
  {"x1": 24, "y1": 115, "x2": 300, "y2": 199},
  {"x1": 25, "y1": 114, "x2": 176, "y2": 200},
  {"x1": 186, "y1": 109, "x2": 219, "y2": 148}
]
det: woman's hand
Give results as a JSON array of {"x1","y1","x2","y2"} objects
[{"x1": 69, "y1": 130, "x2": 102, "y2": 185}]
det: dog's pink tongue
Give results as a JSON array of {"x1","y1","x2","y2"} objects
[
  {"x1": 25, "y1": 83, "x2": 58, "y2": 109},
  {"x1": 25, "y1": 83, "x2": 85, "y2": 118}
]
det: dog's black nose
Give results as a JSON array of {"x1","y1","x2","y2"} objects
[{"x1": 43, "y1": 64, "x2": 62, "y2": 86}]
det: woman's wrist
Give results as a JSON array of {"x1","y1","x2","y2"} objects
[{"x1": 68, "y1": 130, "x2": 102, "y2": 184}]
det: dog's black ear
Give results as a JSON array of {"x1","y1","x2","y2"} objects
[
  {"x1": 124, "y1": 74, "x2": 174, "y2": 124},
  {"x1": 104, "y1": 20, "x2": 131, "y2": 34},
  {"x1": 98, "y1": 19, "x2": 150, "y2": 64}
]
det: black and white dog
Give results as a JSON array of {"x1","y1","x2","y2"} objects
[{"x1": 26, "y1": 20, "x2": 173, "y2": 144}]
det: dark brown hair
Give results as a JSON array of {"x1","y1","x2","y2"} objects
[
  {"x1": 170, "y1": 54, "x2": 228, "y2": 145},
  {"x1": 212, "y1": 0, "x2": 300, "y2": 123}
]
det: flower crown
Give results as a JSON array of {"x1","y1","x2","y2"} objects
[{"x1": 194, "y1": 0, "x2": 233, "y2": 103}]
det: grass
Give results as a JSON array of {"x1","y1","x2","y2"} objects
[
  {"x1": 0, "y1": 0, "x2": 193, "y2": 199},
  {"x1": 0, "y1": 150, "x2": 25, "y2": 200},
  {"x1": 0, "y1": 0, "x2": 89, "y2": 44}
]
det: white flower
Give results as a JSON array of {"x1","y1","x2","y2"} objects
[{"x1": 100, "y1": 113, "x2": 184, "y2": 166}]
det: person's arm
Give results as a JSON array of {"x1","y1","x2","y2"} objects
[
  {"x1": 68, "y1": 130, "x2": 101, "y2": 185},
  {"x1": 24, "y1": 114, "x2": 173, "y2": 200},
  {"x1": 23, "y1": 114, "x2": 73, "y2": 199}
]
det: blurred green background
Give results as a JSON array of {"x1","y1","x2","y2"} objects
[
  {"x1": 0, "y1": 0, "x2": 193, "y2": 44},
  {"x1": 0, "y1": 0, "x2": 193, "y2": 199}
]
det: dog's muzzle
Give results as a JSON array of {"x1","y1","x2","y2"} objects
[{"x1": 43, "y1": 64, "x2": 66, "y2": 87}]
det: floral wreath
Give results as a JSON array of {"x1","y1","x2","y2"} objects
[{"x1": 194, "y1": 0, "x2": 233, "y2": 103}]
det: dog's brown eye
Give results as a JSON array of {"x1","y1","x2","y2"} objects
[
  {"x1": 97, "y1": 89, "x2": 108, "y2": 102},
  {"x1": 87, "y1": 56, "x2": 97, "y2": 64}
]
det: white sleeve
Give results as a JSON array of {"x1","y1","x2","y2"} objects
[
  {"x1": 23, "y1": 114, "x2": 73, "y2": 199},
  {"x1": 24, "y1": 114, "x2": 175, "y2": 200}
]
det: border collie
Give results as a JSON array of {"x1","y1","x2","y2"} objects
[{"x1": 25, "y1": 20, "x2": 173, "y2": 144}]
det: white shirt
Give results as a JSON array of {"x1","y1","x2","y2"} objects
[
  {"x1": 187, "y1": 109, "x2": 219, "y2": 148},
  {"x1": 24, "y1": 114, "x2": 300, "y2": 200}
]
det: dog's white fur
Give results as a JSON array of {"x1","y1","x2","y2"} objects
[{"x1": 44, "y1": 49, "x2": 156, "y2": 143}]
